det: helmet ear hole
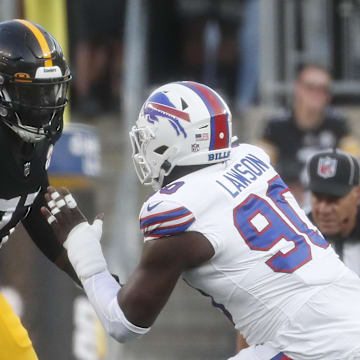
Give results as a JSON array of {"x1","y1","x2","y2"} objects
[
  {"x1": 161, "y1": 160, "x2": 171, "y2": 172},
  {"x1": 154, "y1": 145, "x2": 168, "y2": 154}
]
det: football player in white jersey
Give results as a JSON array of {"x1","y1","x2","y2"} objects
[{"x1": 42, "y1": 81, "x2": 360, "y2": 360}]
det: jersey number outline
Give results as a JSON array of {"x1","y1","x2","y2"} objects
[
  {"x1": 233, "y1": 176, "x2": 328, "y2": 273},
  {"x1": 0, "y1": 189, "x2": 40, "y2": 231},
  {"x1": 160, "y1": 181, "x2": 184, "y2": 194}
]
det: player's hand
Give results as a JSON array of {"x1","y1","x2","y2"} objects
[{"x1": 41, "y1": 186, "x2": 102, "y2": 245}]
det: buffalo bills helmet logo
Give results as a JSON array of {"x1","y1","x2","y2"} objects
[
  {"x1": 143, "y1": 92, "x2": 190, "y2": 138},
  {"x1": 317, "y1": 156, "x2": 338, "y2": 178}
]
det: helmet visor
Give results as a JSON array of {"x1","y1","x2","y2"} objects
[
  {"x1": 2, "y1": 76, "x2": 70, "y2": 128},
  {"x1": 8, "y1": 78, "x2": 69, "y2": 109}
]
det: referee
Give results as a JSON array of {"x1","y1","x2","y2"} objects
[{"x1": 307, "y1": 149, "x2": 360, "y2": 276}]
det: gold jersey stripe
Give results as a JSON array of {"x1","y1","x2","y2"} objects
[
  {"x1": 15, "y1": 19, "x2": 53, "y2": 67},
  {"x1": 49, "y1": 176, "x2": 94, "y2": 190}
]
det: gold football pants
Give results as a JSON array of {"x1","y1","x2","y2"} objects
[{"x1": 0, "y1": 294, "x2": 38, "y2": 359}]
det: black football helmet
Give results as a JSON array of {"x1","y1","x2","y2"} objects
[{"x1": 0, "y1": 19, "x2": 71, "y2": 143}]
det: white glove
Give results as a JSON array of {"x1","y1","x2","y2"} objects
[{"x1": 64, "y1": 219, "x2": 107, "y2": 281}]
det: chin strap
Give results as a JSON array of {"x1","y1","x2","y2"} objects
[
  {"x1": 151, "y1": 160, "x2": 173, "y2": 191},
  {"x1": 3, "y1": 119, "x2": 45, "y2": 143}
]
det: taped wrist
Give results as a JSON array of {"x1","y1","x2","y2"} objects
[
  {"x1": 64, "y1": 220, "x2": 107, "y2": 281},
  {"x1": 83, "y1": 271, "x2": 150, "y2": 342}
]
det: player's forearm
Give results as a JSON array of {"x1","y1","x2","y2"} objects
[
  {"x1": 82, "y1": 270, "x2": 150, "y2": 342},
  {"x1": 64, "y1": 221, "x2": 150, "y2": 342}
]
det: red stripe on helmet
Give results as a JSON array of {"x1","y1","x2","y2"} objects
[{"x1": 184, "y1": 81, "x2": 229, "y2": 150}]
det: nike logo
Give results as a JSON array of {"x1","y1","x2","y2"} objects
[{"x1": 147, "y1": 201, "x2": 163, "y2": 212}]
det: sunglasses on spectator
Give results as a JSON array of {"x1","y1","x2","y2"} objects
[{"x1": 299, "y1": 81, "x2": 331, "y2": 94}]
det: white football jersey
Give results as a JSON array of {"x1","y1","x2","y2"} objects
[{"x1": 139, "y1": 144, "x2": 360, "y2": 359}]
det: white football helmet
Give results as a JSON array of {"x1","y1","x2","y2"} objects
[{"x1": 129, "y1": 81, "x2": 233, "y2": 190}]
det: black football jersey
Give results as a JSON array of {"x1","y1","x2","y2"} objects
[
  {"x1": 262, "y1": 107, "x2": 350, "y2": 183},
  {"x1": 0, "y1": 124, "x2": 63, "y2": 262}
]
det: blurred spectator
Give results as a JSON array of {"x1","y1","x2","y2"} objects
[
  {"x1": 176, "y1": 0, "x2": 240, "y2": 85},
  {"x1": 175, "y1": 0, "x2": 258, "y2": 108},
  {"x1": 147, "y1": 0, "x2": 181, "y2": 85},
  {"x1": 71, "y1": 0, "x2": 125, "y2": 118},
  {"x1": 234, "y1": 0, "x2": 260, "y2": 115},
  {"x1": 134, "y1": 0, "x2": 260, "y2": 111},
  {"x1": 257, "y1": 63, "x2": 359, "y2": 205},
  {"x1": 307, "y1": 149, "x2": 360, "y2": 276}
]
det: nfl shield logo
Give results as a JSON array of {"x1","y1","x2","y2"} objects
[
  {"x1": 191, "y1": 143, "x2": 200, "y2": 152},
  {"x1": 317, "y1": 156, "x2": 337, "y2": 178},
  {"x1": 24, "y1": 161, "x2": 31, "y2": 178}
]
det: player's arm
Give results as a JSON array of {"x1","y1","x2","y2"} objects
[
  {"x1": 117, "y1": 230, "x2": 214, "y2": 327},
  {"x1": 22, "y1": 187, "x2": 80, "y2": 285},
  {"x1": 41, "y1": 186, "x2": 215, "y2": 340}
]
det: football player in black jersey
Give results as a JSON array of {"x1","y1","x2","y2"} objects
[{"x1": 0, "y1": 19, "x2": 74, "y2": 359}]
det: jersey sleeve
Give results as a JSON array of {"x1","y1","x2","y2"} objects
[
  {"x1": 22, "y1": 185, "x2": 64, "y2": 263},
  {"x1": 139, "y1": 199, "x2": 196, "y2": 242},
  {"x1": 262, "y1": 111, "x2": 289, "y2": 145},
  {"x1": 326, "y1": 107, "x2": 351, "y2": 137},
  {"x1": 262, "y1": 118, "x2": 281, "y2": 144},
  {"x1": 337, "y1": 116, "x2": 350, "y2": 137}
]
